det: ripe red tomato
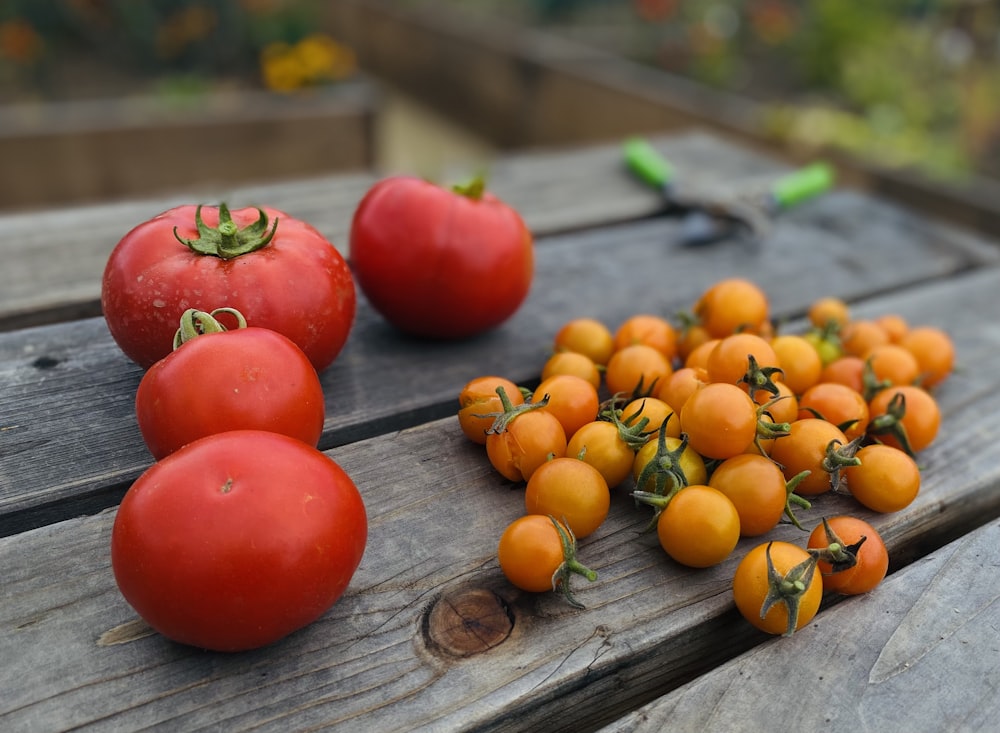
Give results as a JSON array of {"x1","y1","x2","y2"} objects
[
  {"x1": 102, "y1": 204, "x2": 356, "y2": 371},
  {"x1": 111, "y1": 430, "x2": 367, "y2": 652},
  {"x1": 135, "y1": 308, "x2": 325, "y2": 460},
  {"x1": 349, "y1": 176, "x2": 534, "y2": 339}
]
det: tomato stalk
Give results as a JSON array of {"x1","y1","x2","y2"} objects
[
  {"x1": 484, "y1": 386, "x2": 550, "y2": 435},
  {"x1": 866, "y1": 392, "x2": 915, "y2": 457},
  {"x1": 783, "y1": 470, "x2": 812, "y2": 530},
  {"x1": 603, "y1": 398, "x2": 664, "y2": 452},
  {"x1": 634, "y1": 421, "x2": 692, "y2": 498},
  {"x1": 807, "y1": 517, "x2": 864, "y2": 573},
  {"x1": 823, "y1": 435, "x2": 865, "y2": 491},
  {"x1": 753, "y1": 397, "x2": 792, "y2": 454},
  {"x1": 739, "y1": 353, "x2": 784, "y2": 397},
  {"x1": 548, "y1": 516, "x2": 598, "y2": 609},
  {"x1": 172, "y1": 307, "x2": 247, "y2": 350},
  {"x1": 450, "y1": 176, "x2": 487, "y2": 201},
  {"x1": 760, "y1": 542, "x2": 820, "y2": 637},
  {"x1": 173, "y1": 203, "x2": 279, "y2": 259}
]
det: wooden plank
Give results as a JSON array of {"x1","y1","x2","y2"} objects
[
  {"x1": 597, "y1": 517, "x2": 1000, "y2": 733},
  {"x1": 0, "y1": 84, "x2": 375, "y2": 211},
  {"x1": 3, "y1": 268, "x2": 1000, "y2": 732},
  {"x1": 1, "y1": 193, "x2": 993, "y2": 537},
  {"x1": 3, "y1": 131, "x2": 996, "y2": 331}
]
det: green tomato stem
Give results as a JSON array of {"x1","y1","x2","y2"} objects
[{"x1": 173, "y1": 203, "x2": 279, "y2": 259}]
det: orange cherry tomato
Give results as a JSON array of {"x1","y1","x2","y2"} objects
[
  {"x1": 708, "y1": 454, "x2": 790, "y2": 536},
  {"x1": 541, "y1": 350, "x2": 602, "y2": 390},
  {"x1": 652, "y1": 485, "x2": 740, "y2": 568},
  {"x1": 899, "y1": 326, "x2": 955, "y2": 388},
  {"x1": 868, "y1": 384, "x2": 941, "y2": 454},
  {"x1": 525, "y1": 457, "x2": 610, "y2": 539},
  {"x1": 694, "y1": 278, "x2": 769, "y2": 338},
  {"x1": 679, "y1": 382, "x2": 758, "y2": 460},
  {"x1": 706, "y1": 332, "x2": 780, "y2": 388},
  {"x1": 797, "y1": 381, "x2": 870, "y2": 442},
  {"x1": 807, "y1": 296, "x2": 850, "y2": 330},
  {"x1": 567, "y1": 419, "x2": 640, "y2": 489},
  {"x1": 770, "y1": 334, "x2": 823, "y2": 395},
  {"x1": 768, "y1": 418, "x2": 852, "y2": 496},
  {"x1": 553, "y1": 317, "x2": 615, "y2": 366},
  {"x1": 605, "y1": 343, "x2": 673, "y2": 398},
  {"x1": 841, "y1": 319, "x2": 889, "y2": 357},
  {"x1": 486, "y1": 407, "x2": 567, "y2": 482},
  {"x1": 844, "y1": 444, "x2": 921, "y2": 512},
  {"x1": 863, "y1": 343, "x2": 920, "y2": 387},
  {"x1": 656, "y1": 365, "x2": 709, "y2": 414},
  {"x1": 534, "y1": 374, "x2": 600, "y2": 441},
  {"x1": 807, "y1": 516, "x2": 889, "y2": 595},
  {"x1": 613, "y1": 314, "x2": 678, "y2": 361},
  {"x1": 733, "y1": 541, "x2": 822, "y2": 636},
  {"x1": 457, "y1": 375, "x2": 524, "y2": 444}
]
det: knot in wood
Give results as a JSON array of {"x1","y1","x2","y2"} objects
[{"x1": 426, "y1": 588, "x2": 513, "y2": 657}]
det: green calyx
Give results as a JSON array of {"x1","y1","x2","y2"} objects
[
  {"x1": 823, "y1": 435, "x2": 865, "y2": 491},
  {"x1": 808, "y1": 518, "x2": 865, "y2": 574},
  {"x1": 760, "y1": 542, "x2": 819, "y2": 637},
  {"x1": 484, "y1": 386, "x2": 548, "y2": 435},
  {"x1": 549, "y1": 515, "x2": 598, "y2": 610},
  {"x1": 451, "y1": 176, "x2": 487, "y2": 201},
  {"x1": 174, "y1": 203, "x2": 279, "y2": 259},
  {"x1": 173, "y1": 307, "x2": 247, "y2": 350}
]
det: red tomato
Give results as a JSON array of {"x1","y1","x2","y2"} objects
[
  {"x1": 135, "y1": 308, "x2": 325, "y2": 460},
  {"x1": 102, "y1": 204, "x2": 356, "y2": 371},
  {"x1": 349, "y1": 176, "x2": 534, "y2": 339},
  {"x1": 111, "y1": 430, "x2": 367, "y2": 652}
]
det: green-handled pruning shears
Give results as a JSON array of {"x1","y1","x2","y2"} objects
[{"x1": 623, "y1": 137, "x2": 834, "y2": 246}]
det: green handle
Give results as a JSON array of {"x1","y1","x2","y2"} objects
[
  {"x1": 772, "y1": 162, "x2": 834, "y2": 208},
  {"x1": 623, "y1": 137, "x2": 674, "y2": 189}
]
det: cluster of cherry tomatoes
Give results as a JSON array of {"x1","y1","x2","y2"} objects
[{"x1": 457, "y1": 277, "x2": 954, "y2": 633}]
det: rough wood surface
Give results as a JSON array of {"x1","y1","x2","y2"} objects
[
  {"x1": 2, "y1": 131, "x2": 995, "y2": 331},
  {"x1": 1, "y1": 187, "x2": 996, "y2": 536},
  {"x1": 3, "y1": 267, "x2": 1000, "y2": 732},
  {"x1": 598, "y1": 517, "x2": 1000, "y2": 733}
]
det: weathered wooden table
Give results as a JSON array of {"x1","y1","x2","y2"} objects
[{"x1": 3, "y1": 132, "x2": 999, "y2": 732}]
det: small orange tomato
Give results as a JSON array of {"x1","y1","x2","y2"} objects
[
  {"x1": 534, "y1": 374, "x2": 600, "y2": 441},
  {"x1": 768, "y1": 418, "x2": 852, "y2": 496},
  {"x1": 486, "y1": 408, "x2": 567, "y2": 482},
  {"x1": 797, "y1": 381, "x2": 870, "y2": 442},
  {"x1": 525, "y1": 457, "x2": 610, "y2": 539},
  {"x1": 621, "y1": 396, "x2": 679, "y2": 440},
  {"x1": 605, "y1": 343, "x2": 673, "y2": 398},
  {"x1": 497, "y1": 514, "x2": 596, "y2": 607},
  {"x1": 653, "y1": 485, "x2": 740, "y2": 568},
  {"x1": 684, "y1": 337, "x2": 721, "y2": 370},
  {"x1": 868, "y1": 385, "x2": 941, "y2": 454},
  {"x1": 613, "y1": 313, "x2": 679, "y2": 361},
  {"x1": 819, "y1": 355, "x2": 867, "y2": 394},
  {"x1": 875, "y1": 313, "x2": 909, "y2": 343},
  {"x1": 708, "y1": 454, "x2": 789, "y2": 536},
  {"x1": 899, "y1": 326, "x2": 955, "y2": 388},
  {"x1": 694, "y1": 278, "x2": 769, "y2": 338},
  {"x1": 541, "y1": 350, "x2": 602, "y2": 390},
  {"x1": 807, "y1": 516, "x2": 888, "y2": 595},
  {"x1": 553, "y1": 317, "x2": 615, "y2": 366},
  {"x1": 770, "y1": 334, "x2": 823, "y2": 395},
  {"x1": 567, "y1": 419, "x2": 639, "y2": 489},
  {"x1": 840, "y1": 319, "x2": 889, "y2": 357},
  {"x1": 706, "y1": 332, "x2": 780, "y2": 387},
  {"x1": 680, "y1": 382, "x2": 758, "y2": 460},
  {"x1": 807, "y1": 296, "x2": 850, "y2": 330},
  {"x1": 863, "y1": 343, "x2": 920, "y2": 387},
  {"x1": 457, "y1": 376, "x2": 524, "y2": 444},
  {"x1": 844, "y1": 444, "x2": 921, "y2": 512},
  {"x1": 733, "y1": 541, "x2": 822, "y2": 636},
  {"x1": 656, "y1": 365, "x2": 709, "y2": 414}
]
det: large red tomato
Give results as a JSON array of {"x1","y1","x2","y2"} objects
[
  {"x1": 111, "y1": 430, "x2": 367, "y2": 652},
  {"x1": 349, "y1": 176, "x2": 534, "y2": 339},
  {"x1": 101, "y1": 204, "x2": 356, "y2": 371},
  {"x1": 135, "y1": 308, "x2": 325, "y2": 460}
]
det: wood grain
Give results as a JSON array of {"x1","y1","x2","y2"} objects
[
  {"x1": 1, "y1": 193, "x2": 995, "y2": 536},
  {"x1": 598, "y1": 518, "x2": 1000, "y2": 733},
  {"x1": 3, "y1": 268, "x2": 1000, "y2": 732}
]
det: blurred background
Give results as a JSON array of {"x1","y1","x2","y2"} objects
[{"x1": 1, "y1": 0, "x2": 998, "y2": 220}]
